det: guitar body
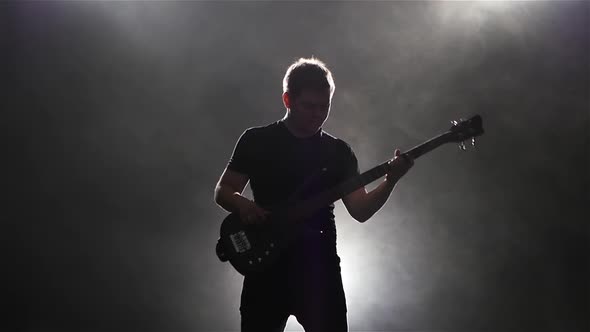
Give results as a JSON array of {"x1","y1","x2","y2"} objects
[{"x1": 216, "y1": 213, "x2": 291, "y2": 276}]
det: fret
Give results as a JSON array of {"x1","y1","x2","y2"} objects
[{"x1": 405, "y1": 133, "x2": 450, "y2": 160}]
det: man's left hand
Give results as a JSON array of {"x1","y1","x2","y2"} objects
[{"x1": 385, "y1": 149, "x2": 414, "y2": 186}]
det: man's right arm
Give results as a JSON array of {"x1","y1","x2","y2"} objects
[
  {"x1": 214, "y1": 168, "x2": 250, "y2": 213},
  {"x1": 214, "y1": 168, "x2": 269, "y2": 223}
]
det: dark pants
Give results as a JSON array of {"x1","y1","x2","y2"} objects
[{"x1": 240, "y1": 240, "x2": 348, "y2": 332}]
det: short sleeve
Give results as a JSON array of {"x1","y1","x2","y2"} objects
[
  {"x1": 227, "y1": 129, "x2": 254, "y2": 176},
  {"x1": 341, "y1": 141, "x2": 360, "y2": 180}
]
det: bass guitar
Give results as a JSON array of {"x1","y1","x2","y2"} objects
[{"x1": 216, "y1": 115, "x2": 484, "y2": 276}]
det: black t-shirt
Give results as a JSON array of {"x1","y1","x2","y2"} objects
[{"x1": 227, "y1": 120, "x2": 360, "y2": 257}]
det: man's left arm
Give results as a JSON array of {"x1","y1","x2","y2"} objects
[{"x1": 342, "y1": 149, "x2": 413, "y2": 223}]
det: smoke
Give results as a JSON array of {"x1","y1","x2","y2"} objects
[{"x1": 8, "y1": 1, "x2": 588, "y2": 331}]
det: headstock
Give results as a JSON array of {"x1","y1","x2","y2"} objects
[{"x1": 449, "y1": 115, "x2": 484, "y2": 150}]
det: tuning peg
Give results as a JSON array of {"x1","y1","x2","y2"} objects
[
  {"x1": 459, "y1": 141, "x2": 467, "y2": 151},
  {"x1": 459, "y1": 138, "x2": 477, "y2": 151}
]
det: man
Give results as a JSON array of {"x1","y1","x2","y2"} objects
[{"x1": 214, "y1": 57, "x2": 413, "y2": 332}]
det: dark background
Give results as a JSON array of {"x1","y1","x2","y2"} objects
[{"x1": 6, "y1": 1, "x2": 588, "y2": 331}]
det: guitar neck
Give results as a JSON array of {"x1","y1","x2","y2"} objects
[{"x1": 284, "y1": 131, "x2": 453, "y2": 222}]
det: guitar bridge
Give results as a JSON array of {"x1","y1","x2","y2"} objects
[{"x1": 230, "y1": 231, "x2": 251, "y2": 253}]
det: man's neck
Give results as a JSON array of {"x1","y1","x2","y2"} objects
[{"x1": 282, "y1": 115, "x2": 320, "y2": 138}]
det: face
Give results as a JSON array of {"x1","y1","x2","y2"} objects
[{"x1": 285, "y1": 89, "x2": 331, "y2": 135}]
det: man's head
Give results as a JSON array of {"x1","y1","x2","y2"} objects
[
  {"x1": 282, "y1": 57, "x2": 335, "y2": 136},
  {"x1": 282, "y1": 57, "x2": 335, "y2": 100}
]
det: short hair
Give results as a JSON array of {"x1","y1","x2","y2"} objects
[{"x1": 282, "y1": 57, "x2": 335, "y2": 99}]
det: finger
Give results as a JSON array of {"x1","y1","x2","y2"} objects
[{"x1": 394, "y1": 149, "x2": 401, "y2": 157}]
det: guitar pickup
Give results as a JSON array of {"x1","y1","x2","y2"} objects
[{"x1": 230, "y1": 231, "x2": 252, "y2": 253}]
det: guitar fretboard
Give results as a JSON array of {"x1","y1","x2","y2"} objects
[{"x1": 284, "y1": 132, "x2": 453, "y2": 223}]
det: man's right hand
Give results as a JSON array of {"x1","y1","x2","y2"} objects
[{"x1": 236, "y1": 198, "x2": 270, "y2": 225}]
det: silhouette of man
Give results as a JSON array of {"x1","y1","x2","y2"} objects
[{"x1": 214, "y1": 57, "x2": 413, "y2": 332}]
